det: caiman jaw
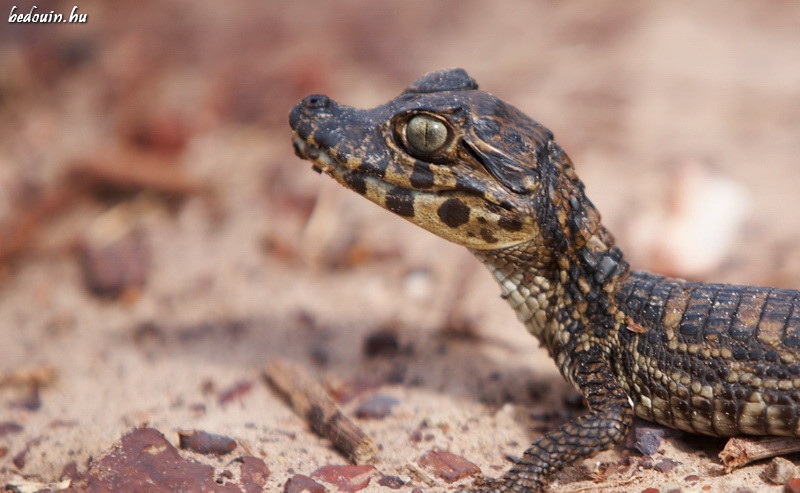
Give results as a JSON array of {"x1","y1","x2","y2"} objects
[{"x1": 291, "y1": 136, "x2": 338, "y2": 174}]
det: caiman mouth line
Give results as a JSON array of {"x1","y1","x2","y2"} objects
[
  {"x1": 292, "y1": 135, "x2": 417, "y2": 203},
  {"x1": 292, "y1": 136, "x2": 337, "y2": 174},
  {"x1": 292, "y1": 134, "x2": 518, "y2": 215}
]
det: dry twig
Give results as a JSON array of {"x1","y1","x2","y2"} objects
[
  {"x1": 264, "y1": 358, "x2": 378, "y2": 464},
  {"x1": 719, "y1": 436, "x2": 800, "y2": 471}
]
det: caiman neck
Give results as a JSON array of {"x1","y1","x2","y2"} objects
[{"x1": 471, "y1": 142, "x2": 630, "y2": 353}]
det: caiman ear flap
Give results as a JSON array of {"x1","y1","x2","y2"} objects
[
  {"x1": 462, "y1": 137, "x2": 539, "y2": 195},
  {"x1": 404, "y1": 68, "x2": 478, "y2": 94}
]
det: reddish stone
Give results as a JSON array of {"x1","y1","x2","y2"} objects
[
  {"x1": 12, "y1": 448, "x2": 27, "y2": 469},
  {"x1": 218, "y1": 380, "x2": 254, "y2": 405},
  {"x1": 640, "y1": 488, "x2": 659, "y2": 493},
  {"x1": 654, "y1": 458, "x2": 680, "y2": 473},
  {"x1": 239, "y1": 456, "x2": 270, "y2": 493},
  {"x1": 786, "y1": 478, "x2": 800, "y2": 493},
  {"x1": 60, "y1": 461, "x2": 81, "y2": 481},
  {"x1": 284, "y1": 474, "x2": 326, "y2": 493},
  {"x1": 0, "y1": 422, "x2": 23, "y2": 437},
  {"x1": 68, "y1": 427, "x2": 240, "y2": 492},
  {"x1": 78, "y1": 228, "x2": 149, "y2": 298},
  {"x1": 377, "y1": 475, "x2": 405, "y2": 489},
  {"x1": 178, "y1": 430, "x2": 237, "y2": 455},
  {"x1": 312, "y1": 464, "x2": 377, "y2": 492},
  {"x1": 418, "y1": 449, "x2": 480, "y2": 483}
]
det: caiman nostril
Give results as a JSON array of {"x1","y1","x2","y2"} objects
[{"x1": 302, "y1": 94, "x2": 331, "y2": 109}]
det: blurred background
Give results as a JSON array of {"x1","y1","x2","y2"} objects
[{"x1": 2, "y1": 1, "x2": 800, "y2": 490}]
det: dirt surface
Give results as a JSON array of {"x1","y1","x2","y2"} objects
[{"x1": 3, "y1": 1, "x2": 800, "y2": 492}]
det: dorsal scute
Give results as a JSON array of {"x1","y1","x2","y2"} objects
[{"x1": 403, "y1": 68, "x2": 478, "y2": 94}]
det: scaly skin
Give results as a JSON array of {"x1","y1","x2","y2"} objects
[{"x1": 289, "y1": 68, "x2": 800, "y2": 492}]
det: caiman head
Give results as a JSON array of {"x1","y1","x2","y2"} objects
[{"x1": 289, "y1": 68, "x2": 586, "y2": 252}]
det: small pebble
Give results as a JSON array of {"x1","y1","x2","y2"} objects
[
  {"x1": 626, "y1": 420, "x2": 681, "y2": 455},
  {"x1": 363, "y1": 330, "x2": 399, "y2": 357},
  {"x1": 239, "y1": 456, "x2": 270, "y2": 488},
  {"x1": 418, "y1": 449, "x2": 480, "y2": 483},
  {"x1": 377, "y1": 475, "x2": 405, "y2": 489},
  {"x1": 13, "y1": 448, "x2": 28, "y2": 469},
  {"x1": 178, "y1": 430, "x2": 237, "y2": 455},
  {"x1": 654, "y1": 458, "x2": 680, "y2": 473},
  {"x1": 312, "y1": 464, "x2": 376, "y2": 492},
  {"x1": 284, "y1": 474, "x2": 325, "y2": 493},
  {"x1": 78, "y1": 226, "x2": 149, "y2": 298},
  {"x1": 354, "y1": 395, "x2": 400, "y2": 419},
  {"x1": 0, "y1": 422, "x2": 23, "y2": 437},
  {"x1": 764, "y1": 457, "x2": 797, "y2": 485},
  {"x1": 218, "y1": 380, "x2": 253, "y2": 405}
]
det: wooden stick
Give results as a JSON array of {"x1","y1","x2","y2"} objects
[
  {"x1": 0, "y1": 366, "x2": 57, "y2": 390},
  {"x1": 264, "y1": 358, "x2": 378, "y2": 464},
  {"x1": 719, "y1": 436, "x2": 800, "y2": 471}
]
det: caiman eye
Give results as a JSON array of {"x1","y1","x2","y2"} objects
[{"x1": 406, "y1": 114, "x2": 448, "y2": 153}]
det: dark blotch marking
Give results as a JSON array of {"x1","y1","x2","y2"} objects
[
  {"x1": 498, "y1": 216, "x2": 523, "y2": 232},
  {"x1": 480, "y1": 228, "x2": 497, "y2": 243},
  {"x1": 437, "y1": 198, "x2": 470, "y2": 228},
  {"x1": 344, "y1": 172, "x2": 367, "y2": 195},
  {"x1": 336, "y1": 142, "x2": 355, "y2": 162},
  {"x1": 385, "y1": 187, "x2": 415, "y2": 217},
  {"x1": 296, "y1": 121, "x2": 313, "y2": 140},
  {"x1": 410, "y1": 161, "x2": 434, "y2": 189},
  {"x1": 314, "y1": 130, "x2": 336, "y2": 149},
  {"x1": 358, "y1": 157, "x2": 388, "y2": 179}
]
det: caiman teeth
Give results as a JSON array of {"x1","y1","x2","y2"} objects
[{"x1": 292, "y1": 136, "x2": 338, "y2": 173}]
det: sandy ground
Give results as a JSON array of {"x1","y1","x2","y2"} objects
[{"x1": 3, "y1": 1, "x2": 800, "y2": 491}]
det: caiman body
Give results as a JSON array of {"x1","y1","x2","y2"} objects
[{"x1": 289, "y1": 68, "x2": 800, "y2": 492}]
